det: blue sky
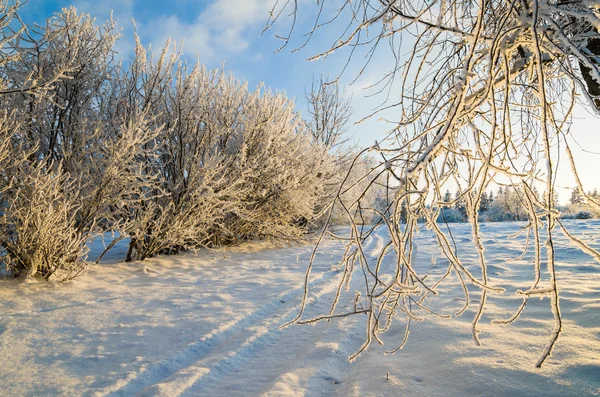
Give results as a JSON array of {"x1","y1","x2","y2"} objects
[
  {"x1": 24, "y1": 0, "x2": 393, "y2": 146},
  {"x1": 23, "y1": 1, "x2": 600, "y2": 203}
]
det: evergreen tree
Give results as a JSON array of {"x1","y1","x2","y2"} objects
[
  {"x1": 400, "y1": 199, "x2": 408, "y2": 224},
  {"x1": 454, "y1": 191, "x2": 467, "y2": 220},
  {"x1": 570, "y1": 188, "x2": 583, "y2": 206},
  {"x1": 480, "y1": 191, "x2": 491, "y2": 212},
  {"x1": 443, "y1": 189, "x2": 452, "y2": 203}
]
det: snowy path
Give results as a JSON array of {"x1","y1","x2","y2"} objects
[
  {"x1": 1, "y1": 221, "x2": 600, "y2": 396},
  {"x1": 102, "y1": 263, "x2": 348, "y2": 397}
]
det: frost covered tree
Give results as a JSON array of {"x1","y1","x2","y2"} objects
[
  {"x1": 0, "y1": 6, "x2": 338, "y2": 278},
  {"x1": 304, "y1": 75, "x2": 388, "y2": 225},
  {"x1": 119, "y1": 40, "x2": 336, "y2": 259},
  {"x1": 0, "y1": 7, "x2": 161, "y2": 279},
  {"x1": 267, "y1": 0, "x2": 600, "y2": 366},
  {"x1": 565, "y1": 187, "x2": 599, "y2": 218},
  {"x1": 569, "y1": 187, "x2": 583, "y2": 205},
  {"x1": 443, "y1": 190, "x2": 452, "y2": 203},
  {"x1": 483, "y1": 185, "x2": 529, "y2": 221},
  {"x1": 480, "y1": 191, "x2": 491, "y2": 213},
  {"x1": 306, "y1": 75, "x2": 352, "y2": 151}
]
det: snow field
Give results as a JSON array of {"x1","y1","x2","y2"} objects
[{"x1": 0, "y1": 221, "x2": 599, "y2": 396}]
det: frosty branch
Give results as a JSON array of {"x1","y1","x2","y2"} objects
[{"x1": 267, "y1": 0, "x2": 600, "y2": 367}]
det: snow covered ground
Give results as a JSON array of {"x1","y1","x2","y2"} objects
[{"x1": 1, "y1": 220, "x2": 599, "y2": 396}]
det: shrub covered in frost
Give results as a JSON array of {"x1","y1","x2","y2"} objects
[{"x1": 0, "y1": 7, "x2": 341, "y2": 278}]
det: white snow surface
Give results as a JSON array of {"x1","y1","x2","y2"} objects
[{"x1": 1, "y1": 220, "x2": 600, "y2": 396}]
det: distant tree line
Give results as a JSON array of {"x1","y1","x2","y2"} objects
[
  {"x1": 564, "y1": 189, "x2": 600, "y2": 220},
  {"x1": 437, "y1": 186, "x2": 599, "y2": 223}
]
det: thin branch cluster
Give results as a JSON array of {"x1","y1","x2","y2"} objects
[{"x1": 267, "y1": 0, "x2": 600, "y2": 367}]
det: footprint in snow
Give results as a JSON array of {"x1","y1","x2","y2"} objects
[{"x1": 323, "y1": 376, "x2": 342, "y2": 385}]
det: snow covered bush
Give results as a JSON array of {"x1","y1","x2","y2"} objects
[
  {"x1": 222, "y1": 86, "x2": 335, "y2": 241},
  {"x1": 562, "y1": 188, "x2": 600, "y2": 219},
  {"x1": 483, "y1": 187, "x2": 529, "y2": 222},
  {"x1": 117, "y1": 40, "x2": 337, "y2": 258},
  {"x1": 0, "y1": 5, "x2": 345, "y2": 276},
  {"x1": 0, "y1": 7, "x2": 105, "y2": 279},
  {"x1": 0, "y1": 113, "x2": 156, "y2": 279},
  {"x1": 0, "y1": 164, "x2": 88, "y2": 280},
  {"x1": 437, "y1": 207, "x2": 465, "y2": 224},
  {"x1": 1, "y1": 8, "x2": 163, "y2": 277}
]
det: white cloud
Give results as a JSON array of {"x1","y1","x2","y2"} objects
[
  {"x1": 251, "y1": 52, "x2": 264, "y2": 63},
  {"x1": 145, "y1": 15, "x2": 213, "y2": 59},
  {"x1": 144, "y1": 0, "x2": 275, "y2": 62}
]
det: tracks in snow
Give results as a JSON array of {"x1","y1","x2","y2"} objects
[
  {"x1": 97, "y1": 265, "x2": 358, "y2": 397},
  {"x1": 1, "y1": 297, "x2": 120, "y2": 317}
]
